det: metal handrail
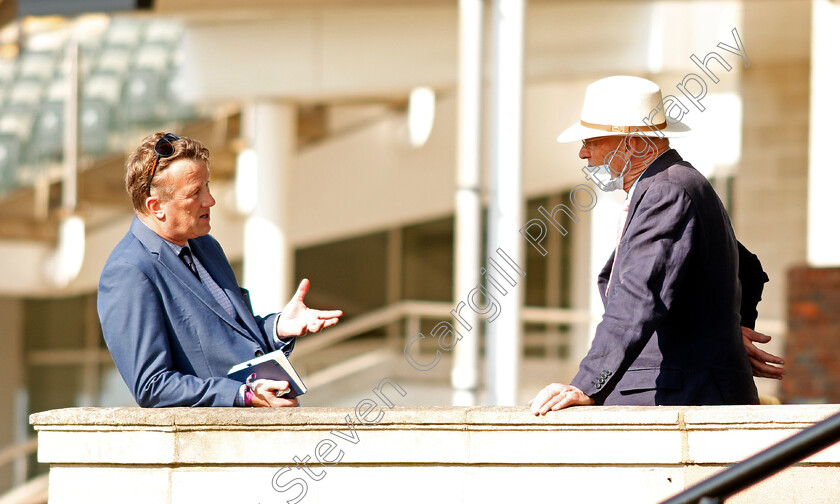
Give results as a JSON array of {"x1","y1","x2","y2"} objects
[
  {"x1": 0, "y1": 438, "x2": 36, "y2": 471},
  {"x1": 293, "y1": 299, "x2": 594, "y2": 358},
  {"x1": 0, "y1": 438, "x2": 38, "y2": 500},
  {"x1": 661, "y1": 410, "x2": 840, "y2": 504}
]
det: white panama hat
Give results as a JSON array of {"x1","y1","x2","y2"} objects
[{"x1": 556, "y1": 75, "x2": 691, "y2": 143}]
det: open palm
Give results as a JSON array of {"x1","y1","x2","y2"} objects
[{"x1": 276, "y1": 279, "x2": 343, "y2": 338}]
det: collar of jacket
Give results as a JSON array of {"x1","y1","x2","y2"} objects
[
  {"x1": 128, "y1": 216, "x2": 263, "y2": 342},
  {"x1": 628, "y1": 149, "x2": 683, "y2": 204}
]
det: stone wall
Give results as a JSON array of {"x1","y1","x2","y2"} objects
[{"x1": 30, "y1": 405, "x2": 840, "y2": 504}]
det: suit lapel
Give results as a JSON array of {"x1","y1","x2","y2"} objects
[
  {"x1": 189, "y1": 237, "x2": 265, "y2": 342},
  {"x1": 130, "y1": 217, "x2": 261, "y2": 342},
  {"x1": 604, "y1": 150, "x2": 684, "y2": 306},
  {"x1": 624, "y1": 149, "x2": 683, "y2": 234},
  {"x1": 598, "y1": 251, "x2": 613, "y2": 307}
]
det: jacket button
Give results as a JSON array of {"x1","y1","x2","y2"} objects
[{"x1": 254, "y1": 350, "x2": 264, "y2": 357}]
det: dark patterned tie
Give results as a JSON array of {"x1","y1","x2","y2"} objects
[{"x1": 179, "y1": 247, "x2": 200, "y2": 281}]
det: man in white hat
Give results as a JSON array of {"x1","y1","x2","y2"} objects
[{"x1": 529, "y1": 76, "x2": 783, "y2": 413}]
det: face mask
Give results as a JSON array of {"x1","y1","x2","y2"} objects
[{"x1": 581, "y1": 147, "x2": 630, "y2": 193}]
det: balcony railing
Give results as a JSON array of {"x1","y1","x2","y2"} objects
[{"x1": 29, "y1": 405, "x2": 840, "y2": 503}]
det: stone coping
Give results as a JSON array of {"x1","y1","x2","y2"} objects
[
  {"x1": 31, "y1": 404, "x2": 840, "y2": 504},
  {"x1": 31, "y1": 404, "x2": 840, "y2": 429}
]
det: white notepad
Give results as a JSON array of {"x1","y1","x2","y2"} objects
[{"x1": 227, "y1": 349, "x2": 307, "y2": 397}]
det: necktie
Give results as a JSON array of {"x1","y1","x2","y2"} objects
[
  {"x1": 179, "y1": 247, "x2": 200, "y2": 281},
  {"x1": 606, "y1": 197, "x2": 631, "y2": 295}
]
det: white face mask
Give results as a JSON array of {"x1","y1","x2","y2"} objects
[{"x1": 581, "y1": 147, "x2": 631, "y2": 193}]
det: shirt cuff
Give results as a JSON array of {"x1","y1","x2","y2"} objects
[
  {"x1": 235, "y1": 384, "x2": 247, "y2": 407},
  {"x1": 272, "y1": 313, "x2": 296, "y2": 355},
  {"x1": 273, "y1": 314, "x2": 282, "y2": 347}
]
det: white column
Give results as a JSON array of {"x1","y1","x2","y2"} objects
[
  {"x1": 62, "y1": 40, "x2": 79, "y2": 214},
  {"x1": 451, "y1": 0, "x2": 484, "y2": 407},
  {"x1": 242, "y1": 101, "x2": 296, "y2": 315},
  {"x1": 808, "y1": 0, "x2": 840, "y2": 266},
  {"x1": 485, "y1": 0, "x2": 525, "y2": 406},
  {"x1": 585, "y1": 191, "x2": 624, "y2": 348},
  {"x1": 569, "y1": 198, "x2": 593, "y2": 368}
]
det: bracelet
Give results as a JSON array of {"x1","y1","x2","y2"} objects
[{"x1": 245, "y1": 373, "x2": 257, "y2": 407}]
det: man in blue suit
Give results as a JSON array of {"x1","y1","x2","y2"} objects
[
  {"x1": 530, "y1": 76, "x2": 783, "y2": 413},
  {"x1": 98, "y1": 132, "x2": 342, "y2": 408}
]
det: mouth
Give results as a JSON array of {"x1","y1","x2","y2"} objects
[{"x1": 199, "y1": 211, "x2": 210, "y2": 221}]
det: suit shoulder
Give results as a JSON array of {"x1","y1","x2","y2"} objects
[
  {"x1": 643, "y1": 161, "x2": 716, "y2": 206},
  {"x1": 101, "y1": 230, "x2": 154, "y2": 276},
  {"x1": 660, "y1": 161, "x2": 712, "y2": 191}
]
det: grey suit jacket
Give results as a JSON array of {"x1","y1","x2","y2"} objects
[
  {"x1": 570, "y1": 150, "x2": 759, "y2": 405},
  {"x1": 98, "y1": 217, "x2": 293, "y2": 407}
]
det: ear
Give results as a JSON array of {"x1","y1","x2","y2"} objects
[
  {"x1": 145, "y1": 195, "x2": 165, "y2": 221},
  {"x1": 625, "y1": 135, "x2": 654, "y2": 162}
]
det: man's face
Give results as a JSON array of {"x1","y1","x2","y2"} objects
[
  {"x1": 154, "y1": 159, "x2": 215, "y2": 244},
  {"x1": 579, "y1": 135, "x2": 628, "y2": 175}
]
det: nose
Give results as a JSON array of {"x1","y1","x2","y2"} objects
[
  {"x1": 579, "y1": 143, "x2": 589, "y2": 160},
  {"x1": 204, "y1": 190, "x2": 216, "y2": 208}
]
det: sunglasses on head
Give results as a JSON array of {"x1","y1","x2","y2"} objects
[{"x1": 146, "y1": 133, "x2": 181, "y2": 195}]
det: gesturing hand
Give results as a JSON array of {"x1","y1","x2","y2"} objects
[
  {"x1": 742, "y1": 326, "x2": 785, "y2": 379},
  {"x1": 276, "y1": 279, "x2": 343, "y2": 338},
  {"x1": 529, "y1": 383, "x2": 594, "y2": 415}
]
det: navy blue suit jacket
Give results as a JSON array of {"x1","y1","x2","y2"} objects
[
  {"x1": 98, "y1": 217, "x2": 293, "y2": 407},
  {"x1": 570, "y1": 150, "x2": 760, "y2": 406}
]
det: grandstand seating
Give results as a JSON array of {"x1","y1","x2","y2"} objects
[{"x1": 0, "y1": 16, "x2": 202, "y2": 195}]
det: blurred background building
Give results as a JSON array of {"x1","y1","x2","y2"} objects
[{"x1": 0, "y1": 0, "x2": 836, "y2": 501}]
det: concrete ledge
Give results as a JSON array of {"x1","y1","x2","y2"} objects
[{"x1": 31, "y1": 405, "x2": 840, "y2": 504}]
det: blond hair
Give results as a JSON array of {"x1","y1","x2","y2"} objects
[{"x1": 125, "y1": 132, "x2": 210, "y2": 214}]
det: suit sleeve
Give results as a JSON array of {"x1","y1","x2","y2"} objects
[
  {"x1": 238, "y1": 287, "x2": 295, "y2": 356},
  {"x1": 98, "y1": 261, "x2": 243, "y2": 407},
  {"x1": 570, "y1": 182, "x2": 697, "y2": 402},
  {"x1": 737, "y1": 241, "x2": 769, "y2": 330}
]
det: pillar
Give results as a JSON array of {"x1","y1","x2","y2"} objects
[
  {"x1": 241, "y1": 101, "x2": 296, "y2": 315},
  {"x1": 485, "y1": 0, "x2": 525, "y2": 406}
]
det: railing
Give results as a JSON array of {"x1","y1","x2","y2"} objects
[
  {"x1": 662, "y1": 410, "x2": 840, "y2": 504},
  {"x1": 0, "y1": 438, "x2": 42, "y2": 504},
  {"x1": 296, "y1": 299, "x2": 594, "y2": 357},
  {"x1": 31, "y1": 405, "x2": 840, "y2": 503},
  {"x1": 294, "y1": 300, "x2": 594, "y2": 389}
]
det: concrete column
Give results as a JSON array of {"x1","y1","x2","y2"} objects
[
  {"x1": 451, "y1": 0, "x2": 484, "y2": 407},
  {"x1": 569, "y1": 196, "x2": 593, "y2": 370},
  {"x1": 585, "y1": 191, "x2": 624, "y2": 347},
  {"x1": 807, "y1": 0, "x2": 840, "y2": 266},
  {"x1": 241, "y1": 101, "x2": 296, "y2": 315},
  {"x1": 485, "y1": 0, "x2": 525, "y2": 406}
]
